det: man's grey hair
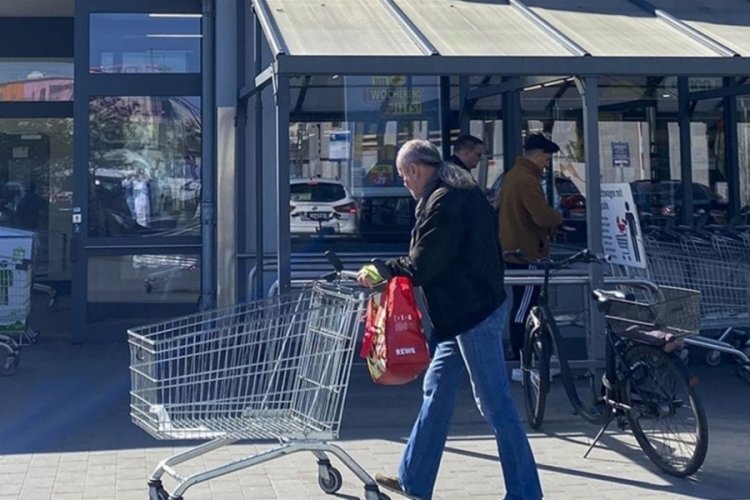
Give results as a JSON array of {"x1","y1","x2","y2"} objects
[{"x1": 397, "y1": 139, "x2": 476, "y2": 189}]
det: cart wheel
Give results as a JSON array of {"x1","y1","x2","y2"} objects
[
  {"x1": 705, "y1": 350, "x2": 721, "y2": 367},
  {"x1": 2, "y1": 354, "x2": 18, "y2": 376},
  {"x1": 148, "y1": 480, "x2": 170, "y2": 500},
  {"x1": 27, "y1": 330, "x2": 40, "y2": 344},
  {"x1": 364, "y1": 488, "x2": 390, "y2": 500},
  {"x1": 149, "y1": 486, "x2": 169, "y2": 500},
  {"x1": 318, "y1": 467, "x2": 342, "y2": 494}
]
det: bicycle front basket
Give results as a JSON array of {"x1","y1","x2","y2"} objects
[{"x1": 604, "y1": 286, "x2": 700, "y2": 338}]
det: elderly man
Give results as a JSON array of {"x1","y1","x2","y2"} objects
[{"x1": 358, "y1": 139, "x2": 542, "y2": 500}]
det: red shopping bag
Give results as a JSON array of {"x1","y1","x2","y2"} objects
[{"x1": 359, "y1": 276, "x2": 431, "y2": 385}]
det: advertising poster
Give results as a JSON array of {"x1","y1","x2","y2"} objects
[{"x1": 601, "y1": 183, "x2": 646, "y2": 269}]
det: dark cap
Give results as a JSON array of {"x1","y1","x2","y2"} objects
[{"x1": 524, "y1": 133, "x2": 560, "y2": 154}]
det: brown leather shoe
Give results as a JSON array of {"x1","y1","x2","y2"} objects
[{"x1": 374, "y1": 474, "x2": 420, "y2": 499}]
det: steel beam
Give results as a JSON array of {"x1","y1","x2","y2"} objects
[
  {"x1": 678, "y1": 77, "x2": 694, "y2": 226},
  {"x1": 381, "y1": 0, "x2": 439, "y2": 56},
  {"x1": 626, "y1": 0, "x2": 739, "y2": 57},
  {"x1": 275, "y1": 76, "x2": 292, "y2": 293},
  {"x1": 580, "y1": 76, "x2": 605, "y2": 362},
  {"x1": 508, "y1": 0, "x2": 589, "y2": 56},
  {"x1": 277, "y1": 55, "x2": 750, "y2": 78}
]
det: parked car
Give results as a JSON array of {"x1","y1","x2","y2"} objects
[
  {"x1": 289, "y1": 178, "x2": 358, "y2": 236},
  {"x1": 630, "y1": 180, "x2": 728, "y2": 224},
  {"x1": 555, "y1": 176, "x2": 586, "y2": 220}
]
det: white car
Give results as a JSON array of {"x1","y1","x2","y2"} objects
[{"x1": 290, "y1": 178, "x2": 358, "y2": 236}]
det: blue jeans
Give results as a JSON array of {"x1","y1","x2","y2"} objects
[{"x1": 398, "y1": 301, "x2": 543, "y2": 500}]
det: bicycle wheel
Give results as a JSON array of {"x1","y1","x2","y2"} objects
[
  {"x1": 522, "y1": 310, "x2": 550, "y2": 430},
  {"x1": 623, "y1": 345, "x2": 708, "y2": 477}
]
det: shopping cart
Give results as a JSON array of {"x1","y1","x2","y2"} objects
[
  {"x1": 645, "y1": 249, "x2": 750, "y2": 379},
  {"x1": 128, "y1": 266, "x2": 391, "y2": 500},
  {"x1": 0, "y1": 255, "x2": 38, "y2": 349}
]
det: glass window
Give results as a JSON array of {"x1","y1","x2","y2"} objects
[
  {"x1": 290, "y1": 181, "x2": 347, "y2": 203},
  {"x1": 738, "y1": 95, "x2": 750, "y2": 213},
  {"x1": 0, "y1": 118, "x2": 73, "y2": 281},
  {"x1": 287, "y1": 75, "x2": 441, "y2": 246},
  {"x1": 90, "y1": 14, "x2": 201, "y2": 74},
  {"x1": 88, "y1": 96, "x2": 201, "y2": 237},
  {"x1": 0, "y1": 59, "x2": 73, "y2": 102},
  {"x1": 87, "y1": 253, "x2": 199, "y2": 323}
]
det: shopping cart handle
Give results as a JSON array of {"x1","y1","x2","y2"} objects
[{"x1": 338, "y1": 270, "x2": 360, "y2": 280}]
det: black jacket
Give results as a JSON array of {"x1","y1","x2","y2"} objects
[
  {"x1": 383, "y1": 180, "x2": 506, "y2": 342},
  {"x1": 448, "y1": 154, "x2": 469, "y2": 171}
]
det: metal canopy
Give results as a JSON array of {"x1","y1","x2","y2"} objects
[{"x1": 253, "y1": 0, "x2": 750, "y2": 76}]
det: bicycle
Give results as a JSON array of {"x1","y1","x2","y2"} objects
[{"x1": 509, "y1": 248, "x2": 708, "y2": 477}]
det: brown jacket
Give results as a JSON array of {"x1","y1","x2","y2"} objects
[{"x1": 498, "y1": 157, "x2": 563, "y2": 263}]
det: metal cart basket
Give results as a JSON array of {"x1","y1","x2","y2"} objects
[{"x1": 129, "y1": 277, "x2": 389, "y2": 500}]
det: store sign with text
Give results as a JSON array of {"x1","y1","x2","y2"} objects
[{"x1": 601, "y1": 183, "x2": 646, "y2": 269}]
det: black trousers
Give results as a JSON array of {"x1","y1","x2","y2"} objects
[{"x1": 506, "y1": 262, "x2": 541, "y2": 361}]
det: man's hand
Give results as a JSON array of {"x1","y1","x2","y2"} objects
[{"x1": 357, "y1": 264, "x2": 385, "y2": 288}]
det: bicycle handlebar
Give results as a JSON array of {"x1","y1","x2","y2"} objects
[{"x1": 503, "y1": 248, "x2": 611, "y2": 270}]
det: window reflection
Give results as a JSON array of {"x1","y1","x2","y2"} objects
[
  {"x1": 517, "y1": 76, "x2": 735, "y2": 238},
  {"x1": 738, "y1": 95, "x2": 750, "y2": 212},
  {"x1": 0, "y1": 60, "x2": 73, "y2": 102},
  {"x1": 0, "y1": 118, "x2": 73, "y2": 281},
  {"x1": 90, "y1": 13, "x2": 201, "y2": 74},
  {"x1": 88, "y1": 254, "x2": 199, "y2": 302},
  {"x1": 89, "y1": 96, "x2": 201, "y2": 237},
  {"x1": 288, "y1": 75, "x2": 441, "y2": 245}
]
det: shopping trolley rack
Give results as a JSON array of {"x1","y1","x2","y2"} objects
[
  {"x1": 645, "y1": 249, "x2": 750, "y2": 380},
  {"x1": 128, "y1": 269, "x2": 391, "y2": 500}
]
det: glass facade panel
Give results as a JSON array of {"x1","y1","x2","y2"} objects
[
  {"x1": 90, "y1": 14, "x2": 201, "y2": 74},
  {"x1": 88, "y1": 96, "x2": 201, "y2": 237},
  {"x1": 739, "y1": 94, "x2": 750, "y2": 212},
  {"x1": 519, "y1": 77, "x2": 731, "y2": 232},
  {"x1": 87, "y1": 253, "x2": 200, "y2": 323},
  {"x1": 88, "y1": 254, "x2": 199, "y2": 302},
  {"x1": 0, "y1": 59, "x2": 73, "y2": 102},
  {"x1": 288, "y1": 75, "x2": 442, "y2": 246},
  {"x1": 0, "y1": 118, "x2": 73, "y2": 281}
]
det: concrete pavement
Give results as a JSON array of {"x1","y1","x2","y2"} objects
[{"x1": 1, "y1": 339, "x2": 749, "y2": 500}]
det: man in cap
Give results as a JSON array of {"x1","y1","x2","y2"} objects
[{"x1": 498, "y1": 133, "x2": 563, "y2": 378}]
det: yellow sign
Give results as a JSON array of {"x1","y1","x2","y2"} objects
[{"x1": 364, "y1": 76, "x2": 423, "y2": 116}]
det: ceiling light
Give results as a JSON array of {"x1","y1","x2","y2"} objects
[
  {"x1": 146, "y1": 34, "x2": 203, "y2": 38},
  {"x1": 149, "y1": 13, "x2": 202, "y2": 18}
]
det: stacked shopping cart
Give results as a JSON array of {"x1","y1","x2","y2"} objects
[
  {"x1": 0, "y1": 227, "x2": 40, "y2": 376},
  {"x1": 634, "y1": 230, "x2": 750, "y2": 382}
]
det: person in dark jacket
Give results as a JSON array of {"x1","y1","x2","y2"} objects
[
  {"x1": 448, "y1": 134, "x2": 484, "y2": 172},
  {"x1": 358, "y1": 139, "x2": 542, "y2": 500},
  {"x1": 498, "y1": 133, "x2": 563, "y2": 373}
]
